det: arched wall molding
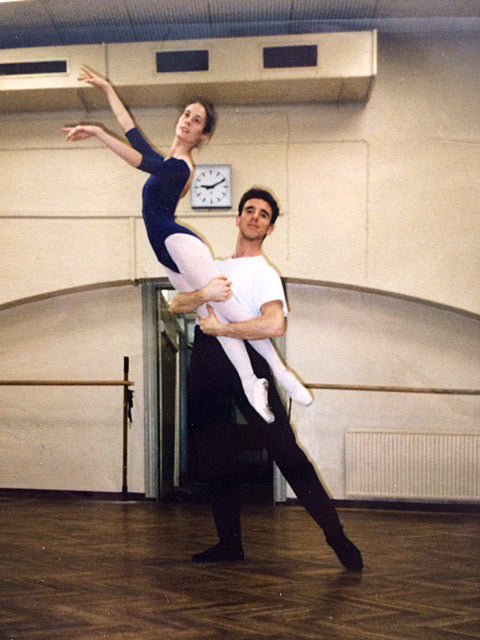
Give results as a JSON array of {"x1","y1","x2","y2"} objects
[
  {"x1": 0, "y1": 280, "x2": 137, "y2": 312},
  {"x1": 1, "y1": 277, "x2": 479, "y2": 324},
  {"x1": 286, "y1": 278, "x2": 480, "y2": 323}
]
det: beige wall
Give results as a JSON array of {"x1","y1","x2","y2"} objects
[
  {"x1": 1, "y1": 33, "x2": 480, "y2": 313},
  {"x1": 285, "y1": 283, "x2": 480, "y2": 499},
  {"x1": 1, "y1": 32, "x2": 479, "y2": 495},
  {"x1": 0, "y1": 286, "x2": 144, "y2": 493}
]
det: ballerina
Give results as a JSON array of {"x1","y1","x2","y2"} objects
[{"x1": 63, "y1": 67, "x2": 312, "y2": 422}]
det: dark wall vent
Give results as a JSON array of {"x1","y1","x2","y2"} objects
[
  {"x1": 156, "y1": 50, "x2": 209, "y2": 73},
  {"x1": 0, "y1": 60, "x2": 68, "y2": 76},
  {"x1": 263, "y1": 45, "x2": 317, "y2": 69}
]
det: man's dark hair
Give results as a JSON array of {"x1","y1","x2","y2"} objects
[{"x1": 237, "y1": 188, "x2": 279, "y2": 225}]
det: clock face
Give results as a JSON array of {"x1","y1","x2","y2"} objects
[{"x1": 191, "y1": 165, "x2": 232, "y2": 209}]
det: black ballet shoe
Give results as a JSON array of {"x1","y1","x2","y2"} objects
[
  {"x1": 191, "y1": 542, "x2": 245, "y2": 563},
  {"x1": 326, "y1": 534, "x2": 363, "y2": 572}
]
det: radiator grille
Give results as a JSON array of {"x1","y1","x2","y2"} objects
[{"x1": 346, "y1": 430, "x2": 480, "y2": 500}]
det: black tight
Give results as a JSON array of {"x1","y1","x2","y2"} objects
[{"x1": 189, "y1": 327, "x2": 344, "y2": 546}]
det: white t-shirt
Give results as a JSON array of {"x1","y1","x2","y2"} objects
[{"x1": 215, "y1": 255, "x2": 288, "y2": 318}]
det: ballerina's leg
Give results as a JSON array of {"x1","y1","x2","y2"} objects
[{"x1": 164, "y1": 237, "x2": 273, "y2": 422}]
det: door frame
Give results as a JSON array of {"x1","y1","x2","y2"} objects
[
  {"x1": 142, "y1": 282, "x2": 161, "y2": 499},
  {"x1": 141, "y1": 280, "x2": 287, "y2": 503}
]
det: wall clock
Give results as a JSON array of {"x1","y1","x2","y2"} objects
[{"x1": 191, "y1": 164, "x2": 232, "y2": 209}]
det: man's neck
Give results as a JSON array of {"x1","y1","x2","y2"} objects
[{"x1": 233, "y1": 237, "x2": 264, "y2": 258}]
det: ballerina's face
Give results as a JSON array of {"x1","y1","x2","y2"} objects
[{"x1": 176, "y1": 103, "x2": 209, "y2": 146}]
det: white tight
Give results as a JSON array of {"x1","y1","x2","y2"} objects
[{"x1": 164, "y1": 233, "x2": 289, "y2": 389}]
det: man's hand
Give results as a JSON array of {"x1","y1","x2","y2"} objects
[
  {"x1": 198, "y1": 305, "x2": 225, "y2": 336},
  {"x1": 199, "y1": 300, "x2": 285, "y2": 340},
  {"x1": 169, "y1": 276, "x2": 232, "y2": 315},
  {"x1": 202, "y1": 276, "x2": 232, "y2": 302}
]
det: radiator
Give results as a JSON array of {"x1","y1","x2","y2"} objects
[{"x1": 345, "y1": 430, "x2": 480, "y2": 501}]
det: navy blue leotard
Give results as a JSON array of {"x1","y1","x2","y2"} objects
[{"x1": 125, "y1": 127, "x2": 200, "y2": 273}]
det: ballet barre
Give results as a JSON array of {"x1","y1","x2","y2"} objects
[
  {"x1": 0, "y1": 357, "x2": 134, "y2": 495},
  {"x1": 286, "y1": 383, "x2": 480, "y2": 419},
  {"x1": 305, "y1": 384, "x2": 480, "y2": 395},
  {"x1": 0, "y1": 380, "x2": 132, "y2": 386}
]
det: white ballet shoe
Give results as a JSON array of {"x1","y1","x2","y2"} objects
[
  {"x1": 246, "y1": 378, "x2": 274, "y2": 423},
  {"x1": 291, "y1": 385, "x2": 313, "y2": 406},
  {"x1": 276, "y1": 370, "x2": 313, "y2": 406}
]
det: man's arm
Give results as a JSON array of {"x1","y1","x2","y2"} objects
[
  {"x1": 199, "y1": 300, "x2": 285, "y2": 341},
  {"x1": 169, "y1": 276, "x2": 232, "y2": 314}
]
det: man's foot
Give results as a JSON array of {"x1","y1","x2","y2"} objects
[
  {"x1": 326, "y1": 534, "x2": 363, "y2": 571},
  {"x1": 276, "y1": 370, "x2": 313, "y2": 406},
  {"x1": 246, "y1": 378, "x2": 274, "y2": 423},
  {"x1": 191, "y1": 543, "x2": 245, "y2": 563}
]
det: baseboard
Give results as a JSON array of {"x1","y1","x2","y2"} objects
[
  {"x1": 284, "y1": 497, "x2": 480, "y2": 513},
  {"x1": 2, "y1": 489, "x2": 478, "y2": 513},
  {"x1": 0, "y1": 488, "x2": 146, "y2": 501}
]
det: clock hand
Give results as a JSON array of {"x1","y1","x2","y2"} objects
[{"x1": 199, "y1": 177, "x2": 226, "y2": 189}]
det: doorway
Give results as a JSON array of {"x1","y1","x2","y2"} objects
[{"x1": 142, "y1": 282, "x2": 283, "y2": 504}]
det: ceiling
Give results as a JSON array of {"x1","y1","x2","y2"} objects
[{"x1": 1, "y1": 0, "x2": 480, "y2": 50}]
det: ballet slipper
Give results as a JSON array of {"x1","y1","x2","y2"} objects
[
  {"x1": 326, "y1": 532, "x2": 363, "y2": 571},
  {"x1": 245, "y1": 378, "x2": 274, "y2": 423},
  {"x1": 191, "y1": 542, "x2": 244, "y2": 563},
  {"x1": 276, "y1": 370, "x2": 313, "y2": 406}
]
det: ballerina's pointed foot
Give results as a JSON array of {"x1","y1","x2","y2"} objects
[
  {"x1": 247, "y1": 378, "x2": 274, "y2": 423},
  {"x1": 276, "y1": 370, "x2": 313, "y2": 406}
]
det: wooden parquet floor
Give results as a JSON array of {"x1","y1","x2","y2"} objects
[{"x1": 1, "y1": 496, "x2": 479, "y2": 640}]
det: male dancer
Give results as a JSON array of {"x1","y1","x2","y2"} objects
[{"x1": 170, "y1": 188, "x2": 363, "y2": 571}]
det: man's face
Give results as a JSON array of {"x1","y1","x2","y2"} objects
[{"x1": 236, "y1": 198, "x2": 275, "y2": 241}]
